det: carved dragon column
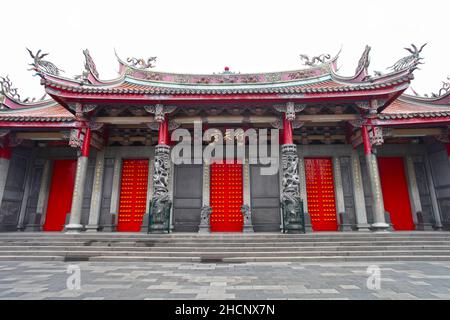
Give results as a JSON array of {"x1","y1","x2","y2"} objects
[
  {"x1": 0, "y1": 132, "x2": 12, "y2": 208},
  {"x1": 274, "y1": 102, "x2": 306, "y2": 233},
  {"x1": 144, "y1": 104, "x2": 177, "y2": 233}
]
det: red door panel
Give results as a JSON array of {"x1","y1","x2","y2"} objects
[
  {"x1": 43, "y1": 160, "x2": 77, "y2": 231},
  {"x1": 210, "y1": 162, "x2": 243, "y2": 232},
  {"x1": 117, "y1": 159, "x2": 149, "y2": 232},
  {"x1": 305, "y1": 158, "x2": 338, "y2": 231},
  {"x1": 378, "y1": 157, "x2": 415, "y2": 231}
]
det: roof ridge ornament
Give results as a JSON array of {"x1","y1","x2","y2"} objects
[
  {"x1": 388, "y1": 43, "x2": 427, "y2": 72},
  {"x1": 126, "y1": 56, "x2": 157, "y2": 69},
  {"x1": 0, "y1": 75, "x2": 48, "y2": 104},
  {"x1": 299, "y1": 53, "x2": 331, "y2": 67},
  {"x1": 26, "y1": 48, "x2": 64, "y2": 76},
  {"x1": 356, "y1": 45, "x2": 371, "y2": 76}
]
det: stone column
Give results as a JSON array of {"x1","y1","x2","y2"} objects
[
  {"x1": 0, "y1": 134, "x2": 11, "y2": 208},
  {"x1": 350, "y1": 150, "x2": 370, "y2": 231},
  {"x1": 424, "y1": 155, "x2": 443, "y2": 230},
  {"x1": 242, "y1": 160, "x2": 254, "y2": 232},
  {"x1": 297, "y1": 155, "x2": 311, "y2": 232},
  {"x1": 65, "y1": 127, "x2": 91, "y2": 233},
  {"x1": 149, "y1": 116, "x2": 172, "y2": 233},
  {"x1": 332, "y1": 156, "x2": 348, "y2": 231},
  {"x1": 280, "y1": 113, "x2": 304, "y2": 233},
  {"x1": 198, "y1": 162, "x2": 211, "y2": 233},
  {"x1": 85, "y1": 150, "x2": 105, "y2": 232},
  {"x1": 107, "y1": 157, "x2": 122, "y2": 232},
  {"x1": 405, "y1": 156, "x2": 421, "y2": 228},
  {"x1": 17, "y1": 150, "x2": 36, "y2": 231},
  {"x1": 362, "y1": 125, "x2": 389, "y2": 232}
]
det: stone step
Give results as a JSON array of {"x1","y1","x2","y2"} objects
[
  {"x1": 1, "y1": 250, "x2": 450, "y2": 258},
  {"x1": 88, "y1": 255, "x2": 450, "y2": 263},
  {"x1": 1, "y1": 240, "x2": 450, "y2": 248},
  {"x1": 1, "y1": 244, "x2": 450, "y2": 252}
]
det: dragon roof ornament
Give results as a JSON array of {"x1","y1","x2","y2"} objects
[
  {"x1": 356, "y1": 45, "x2": 371, "y2": 75},
  {"x1": 126, "y1": 56, "x2": 157, "y2": 69},
  {"x1": 388, "y1": 43, "x2": 427, "y2": 73},
  {"x1": 0, "y1": 76, "x2": 48, "y2": 104},
  {"x1": 27, "y1": 49, "x2": 64, "y2": 76},
  {"x1": 299, "y1": 53, "x2": 331, "y2": 67}
]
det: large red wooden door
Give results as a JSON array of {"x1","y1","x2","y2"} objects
[
  {"x1": 43, "y1": 160, "x2": 77, "y2": 231},
  {"x1": 378, "y1": 157, "x2": 414, "y2": 230},
  {"x1": 305, "y1": 158, "x2": 338, "y2": 231},
  {"x1": 210, "y1": 162, "x2": 243, "y2": 232},
  {"x1": 117, "y1": 159, "x2": 149, "y2": 232}
]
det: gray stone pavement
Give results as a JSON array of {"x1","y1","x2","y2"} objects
[{"x1": 0, "y1": 261, "x2": 450, "y2": 299}]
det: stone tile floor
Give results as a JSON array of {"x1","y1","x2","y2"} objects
[{"x1": 0, "y1": 261, "x2": 449, "y2": 299}]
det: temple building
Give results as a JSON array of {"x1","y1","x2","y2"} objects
[{"x1": 1, "y1": 45, "x2": 449, "y2": 233}]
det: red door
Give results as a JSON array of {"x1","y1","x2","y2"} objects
[
  {"x1": 378, "y1": 157, "x2": 414, "y2": 230},
  {"x1": 117, "y1": 159, "x2": 149, "y2": 232},
  {"x1": 210, "y1": 162, "x2": 243, "y2": 232},
  {"x1": 305, "y1": 158, "x2": 338, "y2": 231},
  {"x1": 43, "y1": 160, "x2": 77, "y2": 231}
]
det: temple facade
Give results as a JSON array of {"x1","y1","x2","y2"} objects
[{"x1": 1, "y1": 45, "x2": 450, "y2": 233}]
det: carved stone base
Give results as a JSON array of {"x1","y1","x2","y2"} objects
[{"x1": 149, "y1": 223, "x2": 167, "y2": 234}]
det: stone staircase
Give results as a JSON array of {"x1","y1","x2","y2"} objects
[{"x1": 0, "y1": 232, "x2": 450, "y2": 263}]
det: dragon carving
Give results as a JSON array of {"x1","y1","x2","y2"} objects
[
  {"x1": 299, "y1": 53, "x2": 331, "y2": 66},
  {"x1": 127, "y1": 57, "x2": 157, "y2": 69},
  {"x1": 27, "y1": 49, "x2": 64, "y2": 76},
  {"x1": 388, "y1": 43, "x2": 427, "y2": 72}
]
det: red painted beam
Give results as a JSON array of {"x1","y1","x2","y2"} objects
[
  {"x1": 0, "y1": 121, "x2": 77, "y2": 128},
  {"x1": 371, "y1": 117, "x2": 450, "y2": 126}
]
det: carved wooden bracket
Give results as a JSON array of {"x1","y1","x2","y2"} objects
[
  {"x1": 273, "y1": 102, "x2": 306, "y2": 120},
  {"x1": 144, "y1": 104, "x2": 177, "y2": 122}
]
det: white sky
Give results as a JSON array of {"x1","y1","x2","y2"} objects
[{"x1": 1, "y1": 0, "x2": 448, "y2": 98}]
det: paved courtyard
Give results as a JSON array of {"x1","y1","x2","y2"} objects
[{"x1": 0, "y1": 261, "x2": 450, "y2": 299}]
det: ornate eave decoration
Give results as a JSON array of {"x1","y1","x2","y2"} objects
[
  {"x1": 299, "y1": 53, "x2": 331, "y2": 66},
  {"x1": 76, "y1": 49, "x2": 100, "y2": 83},
  {"x1": 0, "y1": 76, "x2": 21, "y2": 101},
  {"x1": 127, "y1": 56, "x2": 157, "y2": 69},
  {"x1": 27, "y1": 49, "x2": 64, "y2": 76},
  {"x1": 273, "y1": 102, "x2": 306, "y2": 120},
  {"x1": 144, "y1": 104, "x2": 177, "y2": 122},
  {"x1": 388, "y1": 43, "x2": 427, "y2": 73},
  {"x1": 356, "y1": 45, "x2": 371, "y2": 76},
  {"x1": 0, "y1": 76, "x2": 48, "y2": 104}
]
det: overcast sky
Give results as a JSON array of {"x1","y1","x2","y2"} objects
[{"x1": 1, "y1": 0, "x2": 448, "y2": 98}]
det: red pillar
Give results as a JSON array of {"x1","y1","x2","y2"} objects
[
  {"x1": 361, "y1": 125, "x2": 372, "y2": 155},
  {"x1": 282, "y1": 113, "x2": 293, "y2": 145},
  {"x1": 0, "y1": 135, "x2": 11, "y2": 160},
  {"x1": 81, "y1": 127, "x2": 91, "y2": 157},
  {"x1": 158, "y1": 117, "x2": 169, "y2": 145}
]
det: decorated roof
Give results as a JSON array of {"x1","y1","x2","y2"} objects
[
  {"x1": 0, "y1": 104, "x2": 74, "y2": 122},
  {"x1": 25, "y1": 44, "x2": 424, "y2": 100},
  {"x1": 2, "y1": 43, "x2": 449, "y2": 128}
]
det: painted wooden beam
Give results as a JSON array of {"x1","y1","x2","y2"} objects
[
  {"x1": 94, "y1": 116, "x2": 154, "y2": 124},
  {"x1": 296, "y1": 114, "x2": 359, "y2": 122}
]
